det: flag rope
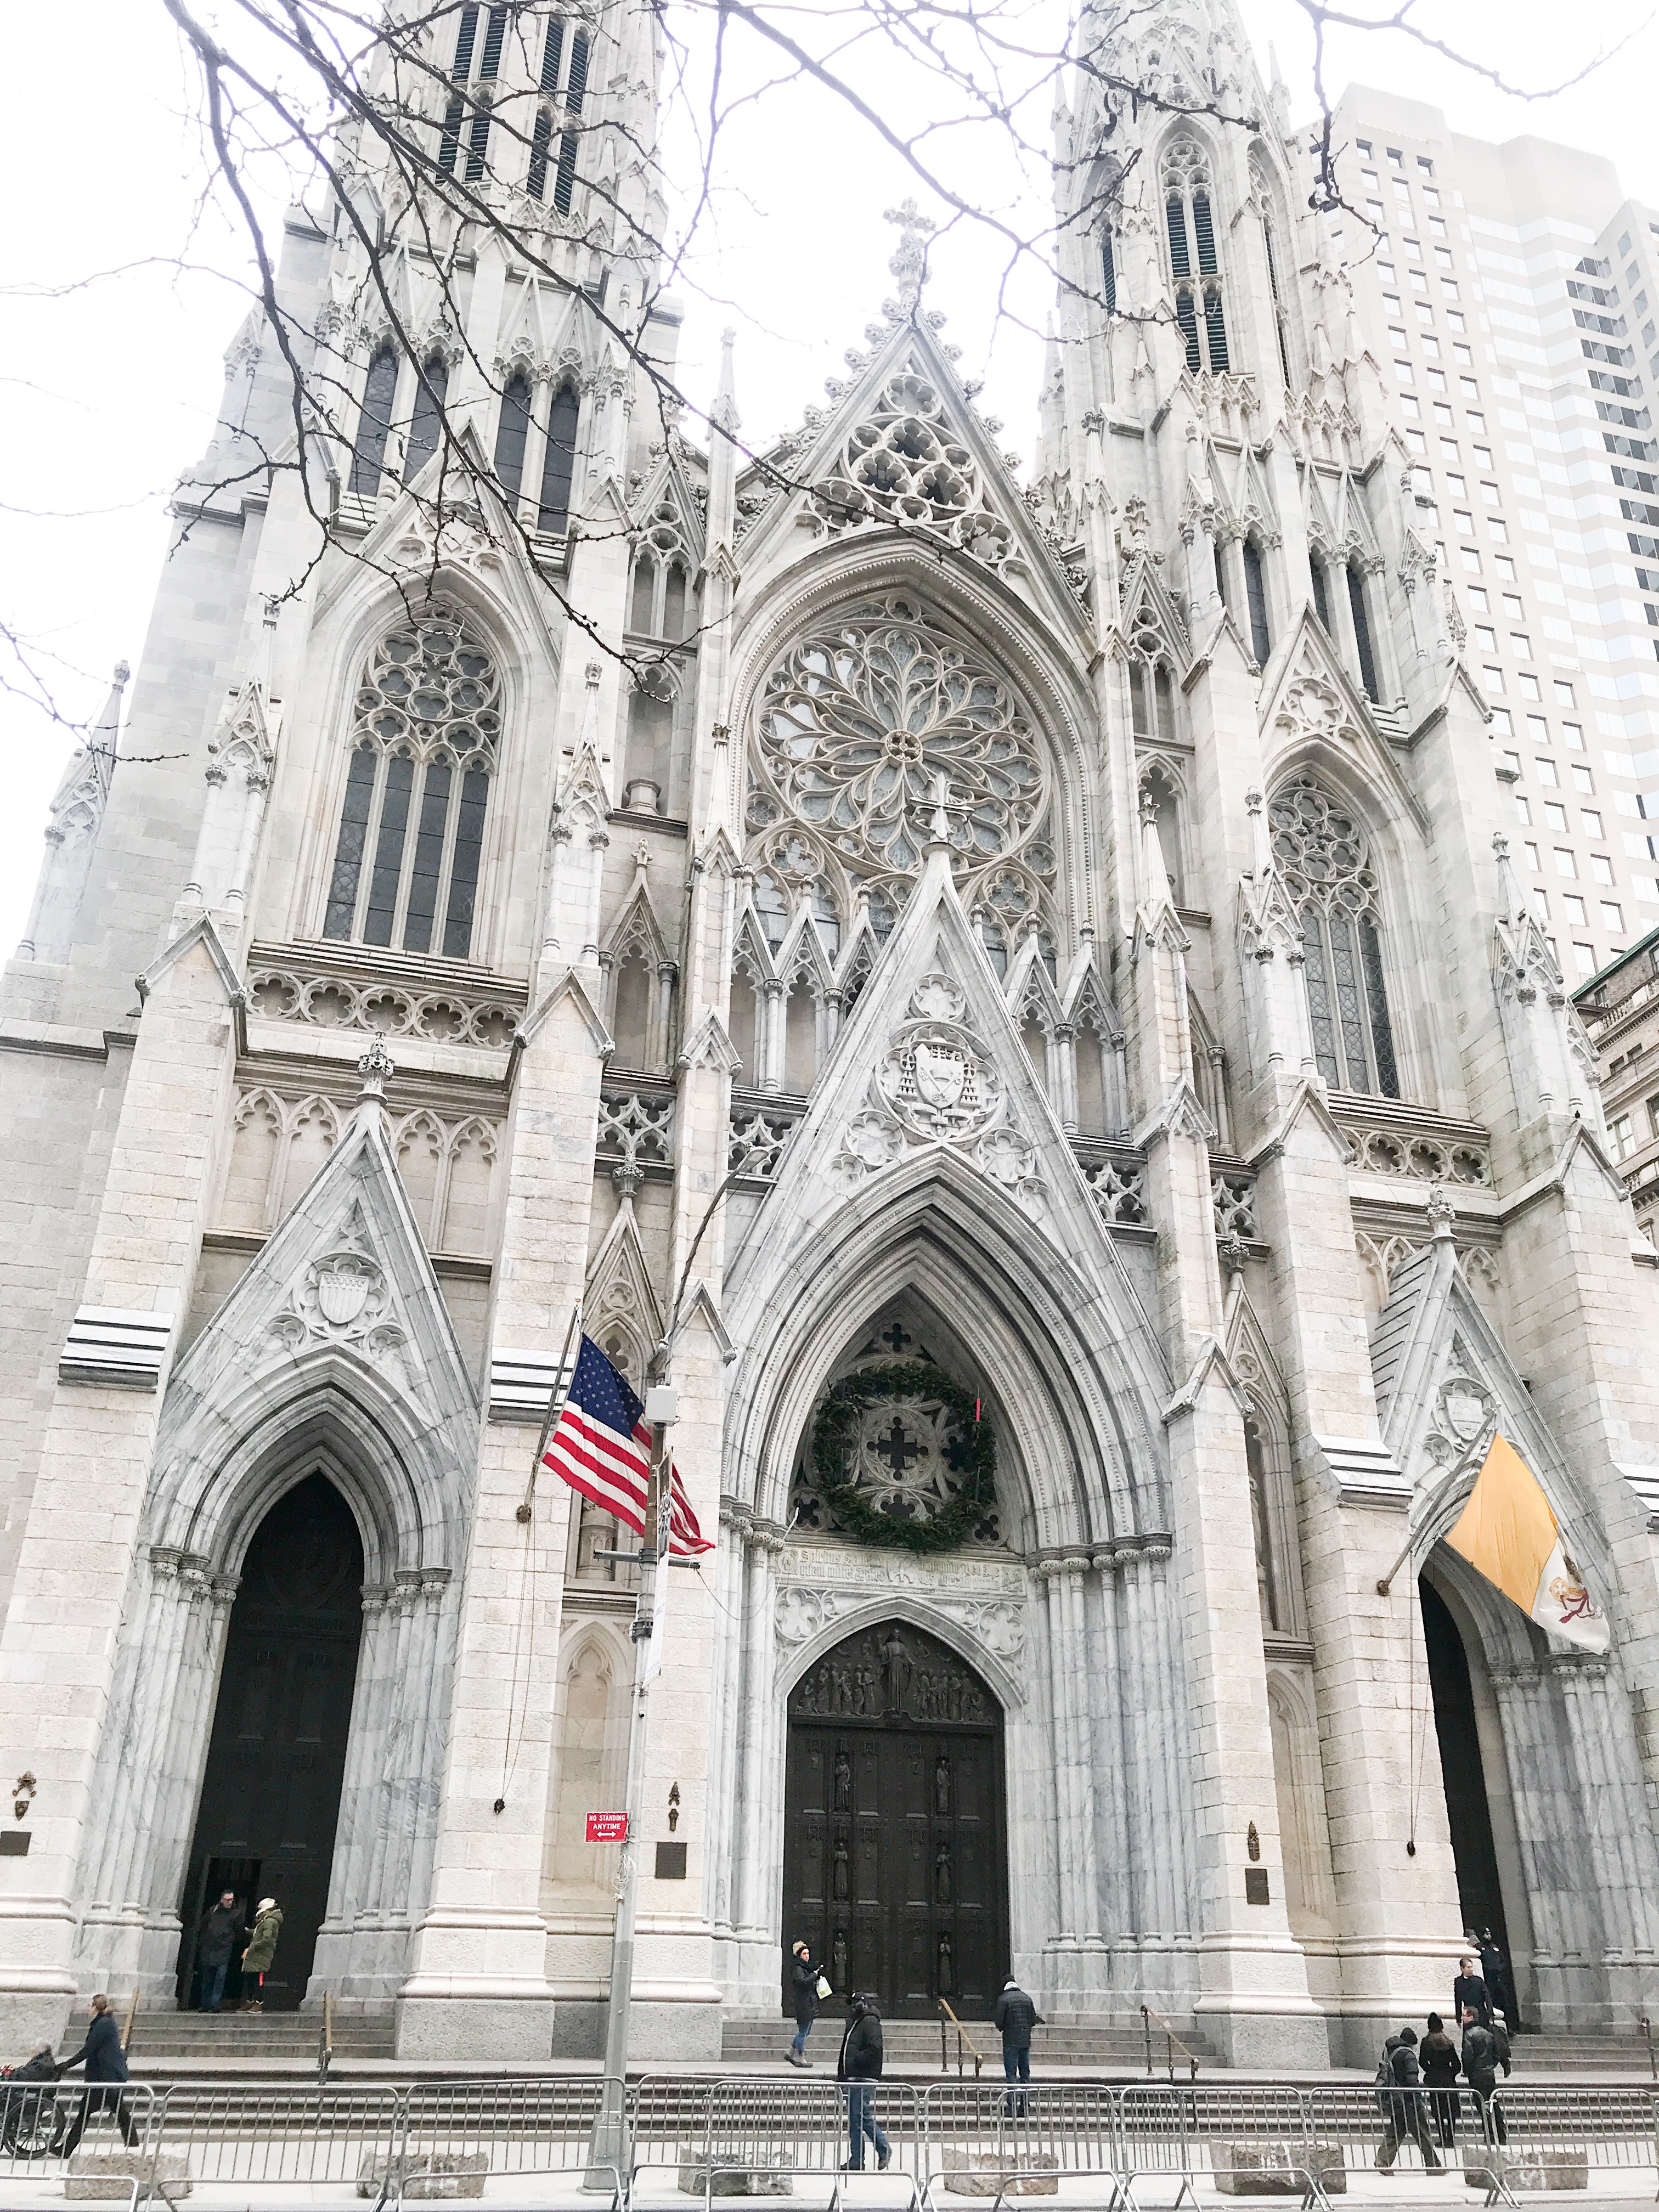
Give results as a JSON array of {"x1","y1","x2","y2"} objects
[{"x1": 495, "y1": 1302, "x2": 583, "y2": 1813}]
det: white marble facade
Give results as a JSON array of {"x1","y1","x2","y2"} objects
[{"x1": 1, "y1": 0, "x2": 1658, "y2": 2073}]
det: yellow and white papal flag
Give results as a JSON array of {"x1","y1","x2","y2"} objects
[{"x1": 1443, "y1": 1433, "x2": 1609, "y2": 1654}]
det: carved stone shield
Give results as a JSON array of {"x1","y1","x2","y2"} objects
[{"x1": 914, "y1": 1041, "x2": 967, "y2": 1110}]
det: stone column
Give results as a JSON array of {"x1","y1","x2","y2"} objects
[
  {"x1": 396, "y1": 969, "x2": 608, "y2": 2059},
  {"x1": 0, "y1": 922, "x2": 240, "y2": 2049}
]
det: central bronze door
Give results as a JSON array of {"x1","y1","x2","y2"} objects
[{"x1": 781, "y1": 1620, "x2": 1008, "y2": 2019}]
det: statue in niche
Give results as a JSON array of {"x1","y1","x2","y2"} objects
[
  {"x1": 935, "y1": 1844, "x2": 953, "y2": 1904},
  {"x1": 881, "y1": 1626, "x2": 913, "y2": 1716},
  {"x1": 934, "y1": 1752, "x2": 951, "y2": 1817},
  {"x1": 832, "y1": 1928, "x2": 848, "y2": 1989},
  {"x1": 858, "y1": 1663, "x2": 880, "y2": 1714},
  {"x1": 937, "y1": 1933, "x2": 955, "y2": 1995},
  {"x1": 832, "y1": 1837, "x2": 850, "y2": 1900},
  {"x1": 832, "y1": 1748, "x2": 851, "y2": 1812}
]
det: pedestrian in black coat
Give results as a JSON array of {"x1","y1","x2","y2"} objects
[
  {"x1": 1461, "y1": 2007, "x2": 1511, "y2": 2147},
  {"x1": 838, "y1": 1996, "x2": 890, "y2": 2171},
  {"x1": 787, "y1": 1940, "x2": 821, "y2": 2066},
  {"x1": 994, "y1": 1979, "x2": 1041, "y2": 2115},
  {"x1": 1453, "y1": 1954, "x2": 1491, "y2": 2027},
  {"x1": 50, "y1": 1997, "x2": 140, "y2": 2158},
  {"x1": 1420, "y1": 2012, "x2": 1462, "y2": 2147}
]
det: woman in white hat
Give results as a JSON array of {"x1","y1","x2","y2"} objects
[{"x1": 240, "y1": 1897, "x2": 283, "y2": 2011}]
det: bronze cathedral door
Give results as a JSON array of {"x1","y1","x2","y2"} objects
[{"x1": 782, "y1": 1621, "x2": 1009, "y2": 2019}]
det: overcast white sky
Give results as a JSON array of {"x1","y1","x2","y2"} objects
[{"x1": 4, "y1": 0, "x2": 1658, "y2": 966}]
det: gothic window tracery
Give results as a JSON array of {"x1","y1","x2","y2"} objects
[
  {"x1": 1268, "y1": 774, "x2": 1400, "y2": 1097},
  {"x1": 539, "y1": 383, "x2": 581, "y2": 533},
  {"x1": 811, "y1": 369, "x2": 1013, "y2": 567},
  {"x1": 1162, "y1": 139, "x2": 1229, "y2": 374},
  {"x1": 749, "y1": 596, "x2": 1054, "y2": 943},
  {"x1": 351, "y1": 348, "x2": 399, "y2": 497},
  {"x1": 323, "y1": 603, "x2": 499, "y2": 961},
  {"x1": 1127, "y1": 624, "x2": 1180, "y2": 745},
  {"x1": 404, "y1": 354, "x2": 451, "y2": 483}
]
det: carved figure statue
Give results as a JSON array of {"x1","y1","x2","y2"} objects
[
  {"x1": 934, "y1": 1752, "x2": 951, "y2": 1816},
  {"x1": 881, "y1": 1626, "x2": 913, "y2": 1715},
  {"x1": 832, "y1": 1837, "x2": 850, "y2": 1900},
  {"x1": 935, "y1": 1844, "x2": 953, "y2": 1904},
  {"x1": 833, "y1": 1748, "x2": 851, "y2": 1812},
  {"x1": 832, "y1": 1928, "x2": 848, "y2": 1989}
]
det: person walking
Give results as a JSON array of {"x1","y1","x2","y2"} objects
[
  {"x1": 50, "y1": 1996, "x2": 140, "y2": 2159},
  {"x1": 1375, "y1": 2027, "x2": 1444, "y2": 2172},
  {"x1": 1461, "y1": 2005, "x2": 1511, "y2": 2148},
  {"x1": 994, "y1": 1977, "x2": 1041, "y2": 2117},
  {"x1": 240, "y1": 1896, "x2": 283, "y2": 2010},
  {"x1": 195, "y1": 1889, "x2": 242, "y2": 2012},
  {"x1": 787, "y1": 1940, "x2": 823, "y2": 2067},
  {"x1": 1453, "y1": 1953, "x2": 1491, "y2": 2027},
  {"x1": 837, "y1": 1994, "x2": 890, "y2": 2172},
  {"x1": 1420, "y1": 2012, "x2": 1461, "y2": 2148}
]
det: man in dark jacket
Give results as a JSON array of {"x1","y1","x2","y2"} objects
[
  {"x1": 994, "y1": 1979, "x2": 1041, "y2": 2115},
  {"x1": 837, "y1": 1995, "x2": 890, "y2": 2171},
  {"x1": 1375, "y1": 2027, "x2": 1444, "y2": 2171},
  {"x1": 787, "y1": 1940, "x2": 821, "y2": 2067},
  {"x1": 1453, "y1": 1954, "x2": 1491, "y2": 2027},
  {"x1": 1461, "y1": 2006, "x2": 1511, "y2": 2146},
  {"x1": 50, "y1": 1995, "x2": 140, "y2": 2158},
  {"x1": 196, "y1": 1889, "x2": 242, "y2": 2012},
  {"x1": 1479, "y1": 1932, "x2": 1520, "y2": 2032}
]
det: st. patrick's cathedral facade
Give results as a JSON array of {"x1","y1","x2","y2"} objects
[{"x1": 2, "y1": 0, "x2": 1658, "y2": 2071}]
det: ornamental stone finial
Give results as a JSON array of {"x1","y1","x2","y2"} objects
[
  {"x1": 883, "y1": 198, "x2": 934, "y2": 311},
  {"x1": 1425, "y1": 1182, "x2": 1455, "y2": 1238},
  {"x1": 357, "y1": 1035, "x2": 395, "y2": 1101}
]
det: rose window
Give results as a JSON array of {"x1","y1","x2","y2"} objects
[{"x1": 749, "y1": 598, "x2": 1053, "y2": 931}]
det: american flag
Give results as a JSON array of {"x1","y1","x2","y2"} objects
[{"x1": 543, "y1": 1334, "x2": 713, "y2": 1556}]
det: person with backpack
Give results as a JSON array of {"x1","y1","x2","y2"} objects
[
  {"x1": 1375, "y1": 2026, "x2": 1444, "y2": 2172},
  {"x1": 49, "y1": 1996, "x2": 140, "y2": 2159},
  {"x1": 1461, "y1": 2005, "x2": 1512, "y2": 2146},
  {"x1": 837, "y1": 1993, "x2": 890, "y2": 2171},
  {"x1": 1420, "y1": 2012, "x2": 1462, "y2": 2147}
]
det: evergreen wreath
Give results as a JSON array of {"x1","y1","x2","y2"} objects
[{"x1": 811, "y1": 1360, "x2": 997, "y2": 1555}]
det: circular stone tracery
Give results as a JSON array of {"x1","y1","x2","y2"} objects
[
  {"x1": 750, "y1": 597, "x2": 1053, "y2": 928},
  {"x1": 353, "y1": 604, "x2": 500, "y2": 771}
]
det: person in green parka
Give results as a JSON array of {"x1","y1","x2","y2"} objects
[{"x1": 240, "y1": 1897, "x2": 283, "y2": 2011}]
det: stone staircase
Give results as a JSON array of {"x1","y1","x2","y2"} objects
[
  {"x1": 1508, "y1": 2028, "x2": 1656, "y2": 2076},
  {"x1": 721, "y1": 2016, "x2": 1210, "y2": 2073},
  {"x1": 125, "y1": 2007, "x2": 395, "y2": 2064}
]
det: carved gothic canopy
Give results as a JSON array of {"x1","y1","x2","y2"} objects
[{"x1": 747, "y1": 595, "x2": 1055, "y2": 947}]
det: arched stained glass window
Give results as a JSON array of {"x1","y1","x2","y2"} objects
[
  {"x1": 538, "y1": 383, "x2": 580, "y2": 531},
  {"x1": 494, "y1": 372, "x2": 532, "y2": 501},
  {"x1": 1163, "y1": 139, "x2": 1229, "y2": 375},
  {"x1": 351, "y1": 348, "x2": 399, "y2": 497},
  {"x1": 1269, "y1": 774, "x2": 1399, "y2": 1097},
  {"x1": 323, "y1": 604, "x2": 499, "y2": 961},
  {"x1": 403, "y1": 354, "x2": 450, "y2": 483}
]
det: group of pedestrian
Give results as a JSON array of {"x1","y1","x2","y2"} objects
[
  {"x1": 194, "y1": 1889, "x2": 283, "y2": 2012},
  {"x1": 1375, "y1": 1963, "x2": 1514, "y2": 2172},
  {"x1": 787, "y1": 1942, "x2": 1042, "y2": 2162}
]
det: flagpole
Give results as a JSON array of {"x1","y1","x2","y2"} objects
[
  {"x1": 1375, "y1": 1418, "x2": 1496, "y2": 1596},
  {"x1": 586, "y1": 1391, "x2": 675, "y2": 2187}
]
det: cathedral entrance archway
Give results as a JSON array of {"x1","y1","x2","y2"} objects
[
  {"x1": 781, "y1": 1621, "x2": 1008, "y2": 2019},
  {"x1": 178, "y1": 1475, "x2": 364, "y2": 2010},
  {"x1": 1419, "y1": 1573, "x2": 1516, "y2": 2002}
]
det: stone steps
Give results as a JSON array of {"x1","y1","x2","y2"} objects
[
  {"x1": 721, "y1": 2018, "x2": 1210, "y2": 2071},
  {"x1": 1509, "y1": 2030, "x2": 1655, "y2": 2075},
  {"x1": 126, "y1": 2008, "x2": 395, "y2": 2061}
]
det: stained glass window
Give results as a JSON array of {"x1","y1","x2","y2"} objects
[
  {"x1": 1270, "y1": 774, "x2": 1400, "y2": 1096},
  {"x1": 323, "y1": 604, "x2": 499, "y2": 961}
]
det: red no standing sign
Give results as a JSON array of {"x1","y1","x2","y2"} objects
[{"x1": 585, "y1": 1811, "x2": 629, "y2": 1843}]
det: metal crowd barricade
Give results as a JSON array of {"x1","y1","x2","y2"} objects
[
  {"x1": 390, "y1": 2076, "x2": 623, "y2": 2206},
  {"x1": 1118, "y1": 2083, "x2": 1334, "y2": 2212},
  {"x1": 1481, "y1": 2083, "x2": 1659, "y2": 2201},
  {"x1": 0, "y1": 2076, "x2": 160, "y2": 2192},
  {"x1": 629, "y1": 2076, "x2": 926, "y2": 2212},
  {"x1": 138, "y1": 2079, "x2": 405, "y2": 2197},
  {"x1": 921, "y1": 2079, "x2": 1120, "y2": 2212}
]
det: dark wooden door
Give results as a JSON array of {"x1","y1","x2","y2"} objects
[
  {"x1": 781, "y1": 1621, "x2": 1007, "y2": 2019},
  {"x1": 178, "y1": 1475, "x2": 364, "y2": 2010}
]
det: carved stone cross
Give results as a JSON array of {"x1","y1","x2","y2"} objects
[{"x1": 883, "y1": 198, "x2": 935, "y2": 309}]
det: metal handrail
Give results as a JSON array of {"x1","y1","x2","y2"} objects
[
  {"x1": 1139, "y1": 2000, "x2": 1199, "y2": 2081},
  {"x1": 937, "y1": 2000, "x2": 989, "y2": 2079},
  {"x1": 319, "y1": 1988, "x2": 334, "y2": 2085},
  {"x1": 1641, "y1": 2013, "x2": 1655, "y2": 2083}
]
